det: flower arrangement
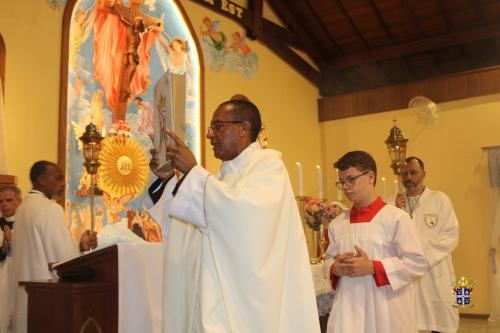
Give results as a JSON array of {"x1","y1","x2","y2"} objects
[{"x1": 302, "y1": 196, "x2": 346, "y2": 231}]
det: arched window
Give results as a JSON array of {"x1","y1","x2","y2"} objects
[{"x1": 58, "y1": 0, "x2": 204, "y2": 239}]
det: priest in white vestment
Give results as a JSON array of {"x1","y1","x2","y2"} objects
[
  {"x1": 11, "y1": 161, "x2": 97, "y2": 333},
  {"x1": 325, "y1": 151, "x2": 427, "y2": 333},
  {"x1": 149, "y1": 99, "x2": 320, "y2": 333},
  {"x1": 392, "y1": 157, "x2": 459, "y2": 333}
]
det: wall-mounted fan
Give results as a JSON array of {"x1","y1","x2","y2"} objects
[{"x1": 408, "y1": 96, "x2": 438, "y2": 124}]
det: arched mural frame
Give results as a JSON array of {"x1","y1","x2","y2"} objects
[
  {"x1": 0, "y1": 33, "x2": 5, "y2": 95},
  {"x1": 57, "y1": 0, "x2": 205, "y2": 241}
]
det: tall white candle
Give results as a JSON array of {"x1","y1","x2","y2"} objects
[
  {"x1": 393, "y1": 179, "x2": 398, "y2": 196},
  {"x1": 381, "y1": 177, "x2": 386, "y2": 199},
  {"x1": 296, "y1": 162, "x2": 304, "y2": 196},
  {"x1": 336, "y1": 168, "x2": 342, "y2": 201},
  {"x1": 316, "y1": 165, "x2": 323, "y2": 199}
]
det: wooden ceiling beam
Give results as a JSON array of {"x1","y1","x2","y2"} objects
[
  {"x1": 248, "y1": 0, "x2": 263, "y2": 39},
  {"x1": 336, "y1": 0, "x2": 370, "y2": 50},
  {"x1": 401, "y1": 0, "x2": 426, "y2": 37},
  {"x1": 301, "y1": 0, "x2": 343, "y2": 56},
  {"x1": 318, "y1": 66, "x2": 500, "y2": 121},
  {"x1": 266, "y1": 0, "x2": 326, "y2": 66},
  {"x1": 261, "y1": 20, "x2": 302, "y2": 50},
  {"x1": 328, "y1": 22, "x2": 500, "y2": 69},
  {"x1": 369, "y1": 0, "x2": 396, "y2": 43},
  {"x1": 260, "y1": 33, "x2": 321, "y2": 87},
  {"x1": 434, "y1": 0, "x2": 455, "y2": 31}
]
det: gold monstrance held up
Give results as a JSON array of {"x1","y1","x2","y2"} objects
[
  {"x1": 79, "y1": 123, "x2": 104, "y2": 234},
  {"x1": 384, "y1": 120, "x2": 409, "y2": 192}
]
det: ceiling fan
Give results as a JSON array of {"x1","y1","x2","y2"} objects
[{"x1": 408, "y1": 96, "x2": 438, "y2": 124}]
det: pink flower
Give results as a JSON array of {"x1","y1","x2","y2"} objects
[{"x1": 302, "y1": 196, "x2": 343, "y2": 231}]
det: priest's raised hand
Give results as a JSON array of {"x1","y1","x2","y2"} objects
[
  {"x1": 149, "y1": 147, "x2": 175, "y2": 181},
  {"x1": 165, "y1": 130, "x2": 197, "y2": 174}
]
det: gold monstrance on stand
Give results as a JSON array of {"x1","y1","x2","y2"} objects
[
  {"x1": 384, "y1": 120, "x2": 408, "y2": 190},
  {"x1": 79, "y1": 123, "x2": 104, "y2": 234}
]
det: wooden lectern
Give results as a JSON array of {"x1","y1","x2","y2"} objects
[{"x1": 19, "y1": 245, "x2": 119, "y2": 333}]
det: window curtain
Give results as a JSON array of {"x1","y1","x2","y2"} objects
[{"x1": 487, "y1": 147, "x2": 500, "y2": 321}]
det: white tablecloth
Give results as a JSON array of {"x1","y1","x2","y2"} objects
[
  {"x1": 311, "y1": 262, "x2": 334, "y2": 316},
  {"x1": 117, "y1": 243, "x2": 163, "y2": 333}
]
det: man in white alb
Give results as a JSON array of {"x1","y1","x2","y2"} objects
[
  {"x1": 394, "y1": 156, "x2": 460, "y2": 333},
  {"x1": 12, "y1": 161, "x2": 97, "y2": 333},
  {"x1": 149, "y1": 99, "x2": 320, "y2": 333},
  {"x1": 326, "y1": 151, "x2": 426, "y2": 332}
]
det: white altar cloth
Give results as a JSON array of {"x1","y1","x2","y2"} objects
[
  {"x1": 311, "y1": 263, "x2": 334, "y2": 316},
  {"x1": 116, "y1": 243, "x2": 163, "y2": 333}
]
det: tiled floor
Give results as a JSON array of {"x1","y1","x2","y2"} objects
[
  {"x1": 457, "y1": 318, "x2": 500, "y2": 332},
  {"x1": 418, "y1": 318, "x2": 500, "y2": 332}
]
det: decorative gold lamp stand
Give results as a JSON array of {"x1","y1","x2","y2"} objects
[
  {"x1": 79, "y1": 123, "x2": 104, "y2": 236},
  {"x1": 385, "y1": 120, "x2": 409, "y2": 190}
]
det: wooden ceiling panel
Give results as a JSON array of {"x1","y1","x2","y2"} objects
[
  {"x1": 207, "y1": 0, "x2": 500, "y2": 99},
  {"x1": 359, "y1": 30, "x2": 392, "y2": 49},
  {"x1": 340, "y1": 1, "x2": 393, "y2": 48},
  {"x1": 328, "y1": 38, "x2": 364, "y2": 54},
  {"x1": 416, "y1": 17, "x2": 450, "y2": 36},
  {"x1": 320, "y1": 4, "x2": 370, "y2": 53},
  {"x1": 433, "y1": 46, "x2": 470, "y2": 74},
  {"x1": 374, "y1": 0, "x2": 421, "y2": 42},
  {"x1": 300, "y1": 1, "x2": 342, "y2": 56},
  {"x1": 447, "y1": 9, "x2": 483, "y2": 30},
  {"x1": 378, "y1": 58, "x2": 414, "y2": 83},
  {"x1": 295, "y1": 14, "x2": 334, "y2": 56},
  {"x1": 405, "y1": 52, "x2": 442, "y2": 80},
  {"x1": 406, "y1": 0, "x2": 450, "y2": 35},
  {"x1": 439, "y1": 0, "x2": 478, "y2": 12},
  {"x1": 344, "y1": 64, "x2": 391, "y2": 90},
  {"x1": 406, "y1": 0, "x2": 442, "y2": 19},
  {"x1": 480, "y1": 1, "x2": 500, "y2": 24},
  {"x1": 387, "y1": 24, "x2": 421, "y2": 43},
  {"x1": 318, "y1": 14, "x2": 367, "y2": 53},
  {"x1": 462, "y1": 38, "x2": 500, "y2": 68},
  {"x1": 310, "y1": 0, "x2": 340, "y2": 16}
]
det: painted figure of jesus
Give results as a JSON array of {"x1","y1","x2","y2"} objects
[{"x1": 93, "y1": 0, "x2": 163, "y2": 122}]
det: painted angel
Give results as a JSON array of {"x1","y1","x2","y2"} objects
[
  {"x1": 69, "y1": 5, "x2": 96, "y2": 70},
  {"x1": 102, "y1": 192, "x2": 135, "y2": 224}
]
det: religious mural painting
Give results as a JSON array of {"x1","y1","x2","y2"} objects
[
  {"x1": 64, "y1": 0, "x2": 201, "y2": 246},
  {"x1": 200, "y1": 16, "x2": 258, "y2": 79}
]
